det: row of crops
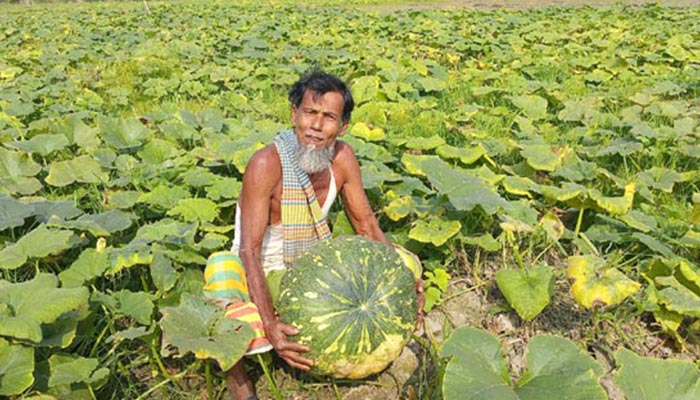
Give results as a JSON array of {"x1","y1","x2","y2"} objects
[{"x1": 1, "y1": 0, "x2": 700, "y2": 398}]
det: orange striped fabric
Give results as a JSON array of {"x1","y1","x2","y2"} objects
[{"x1": 203, "y1": 251, "x2": 273, "y2": 355}]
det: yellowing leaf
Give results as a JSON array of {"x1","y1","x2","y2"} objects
[
  {"x1": 350, "y1": 122, "x2": 385, "y2": 141},
  {"x1": 566, "y1": 255, "x2": 640, "y2": 308},
  {"x1": 409, "y1": 217, "x2": 461, "y2": 247},
  {"x1": 589, "y1": 182, "x2": 635, "y2": 215}
]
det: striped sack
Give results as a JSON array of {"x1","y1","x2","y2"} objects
[{"x1": 274, "y1": 130, "x2": 332, "y2": 265}]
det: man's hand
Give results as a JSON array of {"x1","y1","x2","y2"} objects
[
  {"x1": 265, "y1": 320, "x2": 314, "y2": 370},
  {"x1": 415, "y1": 279, "x2": 425, "y2": 330}
]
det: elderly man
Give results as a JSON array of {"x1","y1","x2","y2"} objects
[{"x1": 204, "y1": 70, "x2": 423, "y2": 400}]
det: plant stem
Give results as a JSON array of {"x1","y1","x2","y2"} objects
[
  {"x1": 206, "y1": 360, "x2": 213, "y2": 400},
  {"x1": 257, "y1": 353, "x2": 283, "y2": 400}
]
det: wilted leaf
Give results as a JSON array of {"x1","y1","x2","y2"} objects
[
  {"x1": 614, "y1": 348, "x2": 700, "y2": 400},
  {"x1": 0, "y1": 274, "x2": 88, "y2": 343},
  {"x1": 159, "y1": 293, "x2": 253, "y2": 370},
  {"x1": 0, "y1": 338, "x2": 34, "y2": 396},
  {"x1": 496, "y1": 265, "x2": 554, "y2": 321},
  {"x1": 566, "y1": 255, "x2": 641, "y2": 308}
]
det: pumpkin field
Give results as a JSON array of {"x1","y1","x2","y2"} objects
[{"x1": 1, "y1": 0, "x2": 700, "y2": 398}]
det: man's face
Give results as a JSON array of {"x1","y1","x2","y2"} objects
[{"x1": 291, "y1": 89, "x2": 347, "y2": 152}]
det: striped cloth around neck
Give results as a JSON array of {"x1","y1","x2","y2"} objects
[{"x1": 274, "y1": 130, "x2": 332, "y2": 264}]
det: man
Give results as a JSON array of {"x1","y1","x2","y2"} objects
[{"x1": 206, "y1": 70, "x2": 423, "y2": 400}]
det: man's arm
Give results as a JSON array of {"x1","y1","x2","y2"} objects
[
  {"x1": 238, "y1": 147, "x2": 313, "y2": 370},
  {"x1": 335, "y1": 142, "x2": 389, "y2": 244},
  {"x1": 335, "y1": 141, "x2": 425, "y2": 325}
]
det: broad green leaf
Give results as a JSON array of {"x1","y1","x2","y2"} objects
[
  {"x1": 106, "y1": 190, "x2": 140, "y2": 209},
  {"x1": 133, "y1": 219, "x2": 197, "y2": 245},
  {"x1": 98, "y1": 116, "x2": 151, "y2": 149},
  {"x1": 637, "y1": 167, "x2": 684, "y2": 193},
  {"x1": 159, "y1": 293, "x2": 253, "y2": 370},
  {"x1": 351, "y1": 76, "x2": 380, "y2": 105},
  {"x1": 618, "y1": 210, "x2": 658, "y2": 233},
  {"x1": 516, "y1": 335, "x2": 605, "y2": 400},
  {"x1": 0, "y1": 274, "x2": 88, "y2": 343},
  {"x1": 509, "y1": 95, "x2": 548, "y2": 120},
  {"x1": 401, "y1": 154, "x2": 437, "y2": 176},
  {"x1": 502, "y1": 176, "x2": 540, "y2": 198},
  {"x1": 28, "y1": 200, "x2": 83, "y2": 222},
  {"x1": 520, "y1": 144, "x2": 564, "y2": 172},
  {"x1": 0, "y1": 338, "x2": 34, "y2": 396},
  {"x1": 405, "y1": 135, "x2": 445, "y2": 150},
  {"x1": 45, "y1": 155, "x2": 109, "y2": 187},
  {"x1": 409, "y1": 217, "x2": 461, "y2": 246},
  {"x1": 0, "y1": 148, "x2": 42, "y2": 195},
  {"x1": 462, "y1": 234, "x2": 501, "y2": 252},
  {"x1": 9, "y1": 134, "x2": 69, "y2": 156},
  {"x1": 417, "y1": 76, "x2": 447, "y2": 92},
  {"x1": 553, "y1": 160, "x2": 598, "y2": 182},
  {"x1": 419, "y1": 157, "x2": 507, "y2": 214},
  {"x1": 108, "y1": 243, "x2": 152, "y2": 273},
  {"x1": 113, "y1": 290, "x2": 154, "y2": 325},
  {"x1": 167, "y1": 198, "x2": 219, "y2": 223},
  {"x1": 350, "y1": 122, "x2": 385, "y2": 141},
  {"x1": 151, "y1": 252, "x2": 178, "y2": 293},
  {"x1": 59, "y1": 248, "x2": 110, "y2": 288},
  {"x1": 440, "y1": 327, "x2": 605, "y2": 400},
  {"x1": 566, "y1": 255, "x2": 641, "y2": 308},
  {"x1": 49, "y1": 210, "x2": 133, "y2": 236},
  {"x1": 137, "y1": 138, "x2": 184, "y2": 164},
  {"x1": 495, "y1": 265, "x2": 554, "y2": 321},
  {"x1": 159, "y1": 120, "x2": 198, "y2": 141},
  {"x1": 657, "y1": 287, "x2": 700, "y2": 318},
  {"x1": 181, "y1": 167, "x2": 219, "y2": 188},
  {"x1": 332, "y1": 211, "x2": 354, "y2": 237},
  {"x1": 58, "y1": 115, "x2": 100, "y2": 149},
  {"x1": 39, "y1": 312, "x2": 81, "y2": 348},
  {"x1": 540, "y1": 183, "x2": 586, "y2": 203},
  {"x1": 436, "y1": 144, "x2": 486, "y2": 165},
  {"x1": 633, "y1": 233, "x2": 675, "y2": 258},
  {"x1": 614, "y1": 348, "x2": 700, "y2": 400},
  {"x1": 0, "y1": 194, "x2": 33, "y2": 231},
  {"x1": 139, "y1": 184, "x2": 191, "y2": 210},
  {"x1": 206, "y1": 177, "x2": 241, "y2": 201},
  {"x1": 440, "y1": 327, "x2": 513, "y2": 400},
  {"x1": 48, "y1": 353, "x2": 105, "y2": 388},
  {"x1": 0, "y1": 225, "x2": 76, "y2": 270}
]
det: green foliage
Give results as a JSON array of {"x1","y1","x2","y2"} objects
[{"x1": 440, "y1": 327, "x2": 606, "y2": 400}]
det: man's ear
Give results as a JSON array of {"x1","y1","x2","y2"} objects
[
  {"x1": 290, "y1": 106, "x2": 298, "y2": 123},
  {"x1": 338, "y1": 120, "x2": 349, "y2": 136}
]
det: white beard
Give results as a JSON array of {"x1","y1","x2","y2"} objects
[{"x1": 295, "y1": 141, "x2": 334, "y2": 174}]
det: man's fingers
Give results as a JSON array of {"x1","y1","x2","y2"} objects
[{"x1": 280, "y1": 352, "x2": 314, "y2": 369}]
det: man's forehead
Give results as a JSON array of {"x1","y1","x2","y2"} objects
[{"x1": 301, "y1": 90, "x2": 344, "y2": 107}]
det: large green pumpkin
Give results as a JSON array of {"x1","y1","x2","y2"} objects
[{"x1": 276, "y1": 236, "x2": 418, "y2": 379}]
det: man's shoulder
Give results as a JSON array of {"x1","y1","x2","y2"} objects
[
  {"x1": 333, "y1": 140, "x2": 357, "y2": 164},
  {"x1": 246, "y1": 144, "x2": 282, "y2": 175}
]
